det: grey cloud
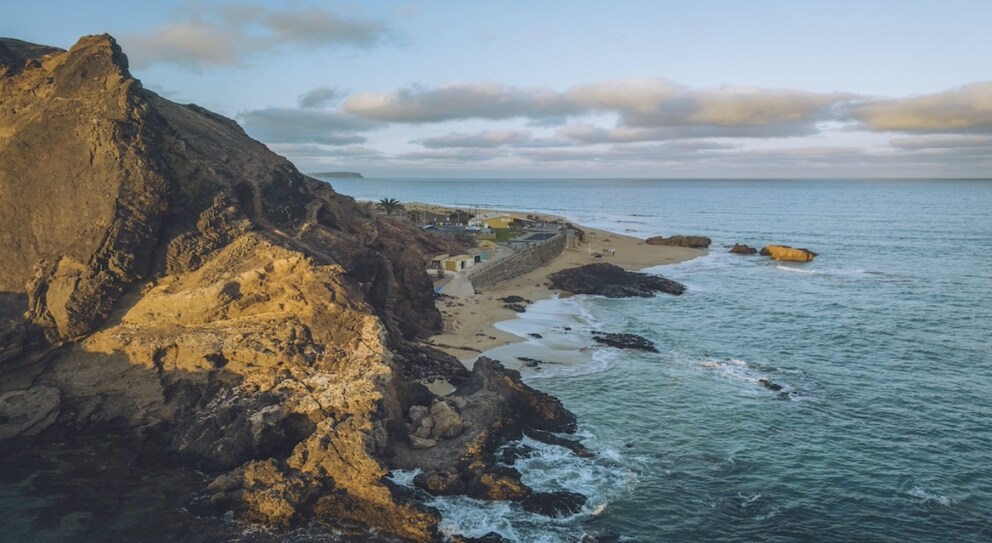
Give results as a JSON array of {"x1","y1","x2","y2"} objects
[
  {"x1": 417, "y1": 129, "x2": 532, "y2": 148},
  {"x1": 239, "y1": 107, "x2": 380, "y2": 145},
  {"x1": 343, "y1": 78, "x2": 856, "y2": 139},
  {"x1": 847, "y1": 82, "x2": 992, "y2": 133},
  {"x1": 265, "y1": 8, "x2": 387, "y2": 47},
  {"x1": 299, "y1": 86, "x2": 344, "y2": 108},
  {"x1": 343, "y1": 82, "x2": 579, "y2": 122},
  {"x1": 890, "y1": 135, "x2": 992, "y2": 149},
  {"x1": 122, "y1": 5, "x2": 389, "y2": 69}
]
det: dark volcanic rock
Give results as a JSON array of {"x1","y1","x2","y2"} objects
[
  {"x1": 547, "y1": 263, "x2": 685, "y2": 298},
  {"x1": 729, "y1": 243, "x2": 758, "y2": 255},
  {"x1": 645, "y1": 235, "x2": 711, "y2": 248},
  {"x1": 591, "y1": 331, "x2": 659, "y2": 353},
  {"x1": 503, "y1": 303, "x2": 527, "y2": 313},
  {"x1": 498, "y1": 295, "x2": 530, "y2": 304},
  {"x1": 521, "y1": 491, "x2": 588, "y2": 518}
]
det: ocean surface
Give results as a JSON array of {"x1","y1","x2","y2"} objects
[
  {"x1": 336, "y1": 178, "x2": 992, "y2": 543},
  {"x1": 4, "y1": 178, "x2": 991, "y2": 542}
]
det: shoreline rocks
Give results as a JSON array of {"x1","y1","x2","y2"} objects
[
  {"x1": 645, "y1": 235, "x2": 711, "y2": 248},
  {"x1": 548, "y1": 263, "x2": 685, "y2": 298},
  {"x1": 729, "y1": 243, "x2": 758, "y2": 255},
  {"x1": 760, "y1": 245, "x2": 817, "y2": 262}
]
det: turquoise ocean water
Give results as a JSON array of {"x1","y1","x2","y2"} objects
[
  {"x1": 336, "y1": 178, "x2": 992, "y2": 542},
  {"x1": 3, "y1": 178, "x2": 990, "y2": 542}
]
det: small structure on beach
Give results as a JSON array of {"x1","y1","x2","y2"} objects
[{"x1": 441, "y1": 254, "x2": 476, "y2": 271}]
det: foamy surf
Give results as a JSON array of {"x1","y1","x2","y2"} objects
[{"x1": 387, "y1": 433, "x2": 634, "y2": 543}]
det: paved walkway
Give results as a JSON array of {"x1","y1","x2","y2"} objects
[{"x1": 440, "y1": 270, "x2": 475, "y2": 297}]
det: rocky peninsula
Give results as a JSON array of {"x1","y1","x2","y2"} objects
[{"x1": 0, "y1": 35, "x2": 587, "y2": 542}]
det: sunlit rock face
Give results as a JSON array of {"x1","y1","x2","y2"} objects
[{"x1": 0, "y1": 35, "x2": 581, "y2": 541}]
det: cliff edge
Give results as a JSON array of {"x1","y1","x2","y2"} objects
[{"x1": 0, "y1": 35, "x2": 581, "y2": 542}]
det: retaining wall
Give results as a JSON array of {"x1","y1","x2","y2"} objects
[{"x1": 469, "y1": 231, "x2": 566, "y2": 289}]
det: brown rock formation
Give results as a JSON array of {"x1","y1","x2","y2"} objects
[
  {"x1": 0, "y1": 35, "x2": 576, "y2": 542},
  {"x1": 759, "y1": 245, "x2": 818, "y2": 262},
  {"x1": 645, "y1": 235, "x2": 712, "y2": 248}
]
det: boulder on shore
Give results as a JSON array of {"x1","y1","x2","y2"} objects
[
  {"x1": 645, "y1": 235, "x2": 711, "y2": 248},
  {"x1": 760, "y1": 245, "x2": 817, "y2": 262},
  {"x1": 547, "y1": 263, "x2": 685, "y2": 298},
  {"x1": 729, "y1": 243, "x2": 758, "y2": 255}
]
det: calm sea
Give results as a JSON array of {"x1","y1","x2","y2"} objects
[
  {"x1": 336, "y1": 178, "x2": 992, "y2": 543},
  {"x1": 3, "y1": 178, "x2": 990, "y2": 542}
]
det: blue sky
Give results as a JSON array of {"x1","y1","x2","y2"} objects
[{"x1": 4, "y1": 1, "x2": 991, "y2": 177}]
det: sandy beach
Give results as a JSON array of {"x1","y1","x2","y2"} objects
[{"x1": 424, "y1": 215, "x2": 703, "y2": 359}]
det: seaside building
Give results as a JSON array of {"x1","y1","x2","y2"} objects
[
  {"x1": 470, "y1": 212, "x2": 526, "y2": 230},
  {"x1": 440, "y1": 254, "x2": 476, "y2": 272}
]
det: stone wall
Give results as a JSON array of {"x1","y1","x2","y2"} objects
[{"x1": 470, "y1": 232, "x2": 566, "y2": 289}]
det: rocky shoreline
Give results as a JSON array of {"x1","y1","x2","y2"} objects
[{"x1": 0, "y1": 35, "x2": 593, "y2": 542}]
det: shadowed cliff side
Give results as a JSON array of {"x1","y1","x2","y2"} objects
[{"x1": 0, "y1": 35, "x2": 582, "y2": 542}]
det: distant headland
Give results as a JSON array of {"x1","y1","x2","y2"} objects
[{"x1": 310, "y1": 171, "x2": 363, "y2": 178}]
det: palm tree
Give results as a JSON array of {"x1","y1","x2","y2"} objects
[{"x1": 377, "y1": 197, "x2": 404, "y2": 216}]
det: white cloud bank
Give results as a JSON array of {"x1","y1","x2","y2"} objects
[{"x1": 239, "y1": 78, "x2": 990, "y2": 176}]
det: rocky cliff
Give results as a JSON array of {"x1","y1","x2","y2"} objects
[{"x1": 0, "y1": 35, "x2": 581, "y2": 542}]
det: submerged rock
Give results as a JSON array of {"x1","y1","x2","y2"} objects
[
  {"x1": 645, "y1": 235, "x2": 712, "y2": 248},
  {"x1": 760, "y1": 245, "x2": 817, "y2": 262},
  {"x1": 547, "y1": 263, "x2": 685, "y2": 297}
]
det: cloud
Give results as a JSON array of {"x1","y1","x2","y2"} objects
[
  {"x1": 343, "y1": 82, "x2": 579, "y2": 122},
  {"x1": 343, "y1": 78, "x2": 855, "y2": 139},
  {"x1": 122, "y1": 5, "x2": 389, "y2": 69},
  {"x1": 889, "y1": 134, "x2": 992, "y2": 150},
  {"x1": 417, "y1": 129, "x2": 532, "y2": 148},
  {"x1": 239, "y1": 107, "x2": 380, "y2": 145},
  {"x1": 299, "y1": 86, "x2": 344, "y2": 108},
  {"x1": 123, "y1": 22, "x2": 246, "y2": 68},
  {"x1": 847, "y1": 82, "x2": 992, "y2": 133}
]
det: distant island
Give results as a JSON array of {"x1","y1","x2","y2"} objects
[{"x1": 310, "y1": 171, "x2": 363, "y2": 178}]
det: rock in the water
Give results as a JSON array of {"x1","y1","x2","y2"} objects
[
  {"x1": 498, "y1": 295, "x2": 530, "y2": 304},
  {"x1": 503, "y1": 303, "x2": 527, "y2": 312},
  {"x1": 547, "y1": 263, "x2": 685, "y2": 298},
  {"x1": 760, "y1": 245, "x2": 817, "y2": 262},
  {"x1": 521, "y1": 491, "x2": 588, "y2": 518},
  {"x1": 758, "y1": 378, "x2": 783, "y2": 391},
  {"x1": 591, "y1": 331, "x2": 659, "y2": 353},
  {"x1": 729, "y1": 243, "x2": 758, "y2": 255},
  {"x1": 645, "y1": 235, "x2": 711, "y2": 248}
]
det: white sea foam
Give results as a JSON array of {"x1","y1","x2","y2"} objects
[{"x1": 907, "y1": 486, "x2": 955, "y2": 507}]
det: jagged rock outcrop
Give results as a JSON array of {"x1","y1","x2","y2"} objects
[
  {"x1": 0, "y1": 34, "x2": 551, "y2": 542},
  {"x1": 645, "y1": 235, "x2": 711, "y2": 248},
  {"x1": 729, "y1": 243, "x2": 758, "y2": 255},
  {"x1": 760, "y1": 245, "x2": 817, "y2": 262},
  {"x1": 548, "y1": 263, "x2": 685, "y2": 297}
]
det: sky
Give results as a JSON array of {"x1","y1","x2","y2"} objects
[{"x1": 4, "y1": 0, "x2": 992, "y2": 178}]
